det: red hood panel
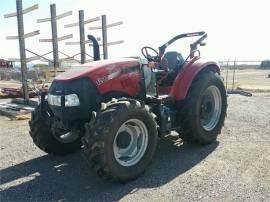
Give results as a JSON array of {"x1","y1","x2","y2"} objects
[{"x1": 55, "y1": 58, "x2": 140, "y2": 81}]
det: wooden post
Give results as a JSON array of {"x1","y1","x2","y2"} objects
[
  {"x1": 79, "y1": 10, "x2": 86, "y2": 64},
  {"x1": 16, "y1": 0, "x2": 29, "y2": 102},
  {"x1": 101, "y1": 15, "x2": 108, "y2": 59},
  {"x1": 50, "y1": 4, "x2": 59, "y2": 76}
]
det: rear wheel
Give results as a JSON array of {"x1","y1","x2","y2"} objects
[
  {"x1": 178, "y1": 71, "x2": 227, "y2": 144},
  {"x1": 29, "y1": 103, "x2": 81, "y2": 155},
  {"x1": 82, "y1": 98, "x2": 158, "y2": 182}
]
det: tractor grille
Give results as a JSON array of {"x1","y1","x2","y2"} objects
[{"x1": 48, "y1": 78, "x2": 101, "y2": 121}]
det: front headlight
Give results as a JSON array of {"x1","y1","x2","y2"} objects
[
  {"x1": 65, "y1": 94, "x2": 80, "y2": 107},
  {"x1": 48, "y1": 94, "x2": 80, "y2": 107},
  {"x1": 48, "y1": 94, "x2": 61, "y2": 106}
]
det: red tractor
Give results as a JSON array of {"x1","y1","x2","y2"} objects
[
  {"x1": 0, "y1": 59, "x2": 13, "y2": 68},
  {"x1": 29, "y1": 32, "x2": 227, "y2": 182}
]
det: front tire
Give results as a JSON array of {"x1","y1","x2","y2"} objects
[
  {"x1": 29, "y1": 103, "x2": 81, "y2": 155},
  {"x1": 178, "y1": 71, "x2": 227, "y2": 144},
  {"x1": 82, "y1": 98, "x2": 158, "y2": 182}
]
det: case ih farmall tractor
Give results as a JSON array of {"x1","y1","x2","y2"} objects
[{"x1": 29, "y1": 32, "x2": 227, "y2": 182}]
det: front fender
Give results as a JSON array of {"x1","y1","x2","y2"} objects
[{"x1": 170, "y1": 57, "x2": 220, "y2": 101}]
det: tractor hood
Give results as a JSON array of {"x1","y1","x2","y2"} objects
[
  {"x1": 49, "y1": 58, "x2": 142, "y2": 121},
  {"x1": 55, "y1": 58, "x2": 140, "y2": 82}
]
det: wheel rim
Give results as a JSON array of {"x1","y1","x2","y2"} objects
[
  {"x1": 51, "y1": 120, "x2": 79, "y2": 144},
  {"x1": 200, "y1": 85, "x2": 222, "y2": 131},
  {"x1": 113, "y1": 119, "x2": 148, "y2": 167}
]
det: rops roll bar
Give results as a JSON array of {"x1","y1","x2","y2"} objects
[{"x1": 159, "y1": 31, "x2": 207, "y2": 56}]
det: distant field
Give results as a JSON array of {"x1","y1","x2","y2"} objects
[{"x1": 221, "y1": 69, "x2": 270, "y2": 92}]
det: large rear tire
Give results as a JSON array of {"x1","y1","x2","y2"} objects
[
  {"x1": 178, "y1": 71, "x2": 227, "y2": 144},
  {"x1": 82, "y1": 98, "x2": 158, "y2": 182},
  {"x1": 29, "y1": 103, "x2": 81, "y2": 155}
]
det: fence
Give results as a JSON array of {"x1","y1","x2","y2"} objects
[{"x1": 219, "y1": 60, "x2": 270, "y2": 93}]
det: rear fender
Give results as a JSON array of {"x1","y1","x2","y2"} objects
[{"x1": 170, "y1": 57, "x2": 220, "y2": 101}]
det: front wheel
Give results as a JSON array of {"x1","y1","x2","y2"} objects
[
  {"x1": 82, "y1": 98, "x2": 158, "y2": 182},
  {"x1": 178, "y1": 71, "x2": 227, "y2": 144},
  {"x1": 29, "y1": 103, "x2": 81, "y2": 155}
]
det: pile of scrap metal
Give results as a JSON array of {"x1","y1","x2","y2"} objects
[
  {"x1": 0, "y1": 87, "x2": 21, "y2": 98},
  {"x1": 0, "y1": 100, "x2": 35, "y2": 120},
  {"x1": 0, "y1": 84, "x2": 49, "y2": 98},
  {"x1": 227, "y1": 89, "x2": 252, "y2": 97}
]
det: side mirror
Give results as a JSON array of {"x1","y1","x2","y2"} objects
[{"x1": 200, "y1": 43, "x2": 206, "y2": 46}]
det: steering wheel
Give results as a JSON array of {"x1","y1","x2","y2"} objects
[{"x1": 141, "y1": 46, "x2": 160, "y2": 62}]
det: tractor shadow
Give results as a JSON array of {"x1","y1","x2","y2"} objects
[{"x1": 0, "y1": 135, "x2": 219, "y2": 201}]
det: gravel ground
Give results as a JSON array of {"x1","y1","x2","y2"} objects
[{"x1": 0, "y1": 94, "x2": 270, "y2": 201}]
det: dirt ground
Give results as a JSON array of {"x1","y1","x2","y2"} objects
[{"x1": 0, "y1": 93, "x2": 269, "y2": 201}]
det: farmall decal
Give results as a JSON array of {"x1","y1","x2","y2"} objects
[
  {"x1": 96, "y1": 75, "x2": 109, "y2": 85},
  {"x1": 96, "y1": 70, "x2": 121, "y2": 85},
  {"x1": 96, "y1": 65, "x2": 140, "y2": 86},
  {"x1": 96, "y1": 65, "x2": 120, "y2": 86}
]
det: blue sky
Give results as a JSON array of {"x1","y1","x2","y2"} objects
[{"x1": 1, "y1": 0, "x2": 270, "y2": 62}]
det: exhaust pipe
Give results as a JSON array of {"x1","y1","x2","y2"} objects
[{"x1": 87, "y1": 35, "x2": 100, "y2": 61}]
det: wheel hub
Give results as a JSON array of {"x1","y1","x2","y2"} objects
[
  {"x1": 204, "y1": 101, "x2": 212, "y2": 113},
  {"x1": 116, "y1": 131, "x2": 132, "y2": 149},
  {"x1": 200, "y1": 85, "x2": 222, "y2": 131},
  {"x1": 113, "y1": 119, "x2": 148, "y2": 167},
  {"x1": 51, "y1": 120, "x2": 79, "y2": 143}
]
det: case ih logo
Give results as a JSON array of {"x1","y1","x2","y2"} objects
[
  {"x1": 96, "y1": 70, "x2": 122, "y2": 85},
  {"x1": 96, "y1": 75, "x2": 109, "y2": 85},
  {"x1": 96, "y1": 65, "x2": 140, "y2": 86},
  {"x1": 96, "y1": 66, "x2": 118, "y2": 86}
]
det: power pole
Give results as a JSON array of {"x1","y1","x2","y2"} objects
[
  {"x1": 65, "y1": 13, "x2": 124, "y2": 62},
  {"x1": 65, "y1": 14, "x2": 101, "y2": 63},
  {"x1": 38, "y1": 5, "x2": 73, "y2": 75},
  {"x1": 4, "y1": 0, "x2": 39, "y2": 102},
  {"x1": 89, "y1": 15, "x2": 123, "y2": 60},
  {"x1": 16, "y1": 0, "x2": 29, "y2": 102},
  {"x1": 101, "y1": 15, "x2": 108, "y2": 59},
  {"x1": 50, "y1": 4, "x2": 59, "y2": 69},
  {"x1": 79, "y1": 10, "x2": 86, "y2": 64}
]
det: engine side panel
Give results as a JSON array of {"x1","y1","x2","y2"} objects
[
  {"x1": 55, "y1": 59, "x2": 142, "y2": 98},
  {"x1": 170, "y1": 57, "x2": 220, "y2": 100},
  {"x1": 92, "y1": 64, "x2": 141, "y2": 97}
]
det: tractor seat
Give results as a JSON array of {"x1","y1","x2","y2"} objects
[
  {"x1": 155, "y1": 52, "x2": 184, "y2": 87},
  {"x1": 163, "y1": 51, "x2": 184, "y2": 71}
]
